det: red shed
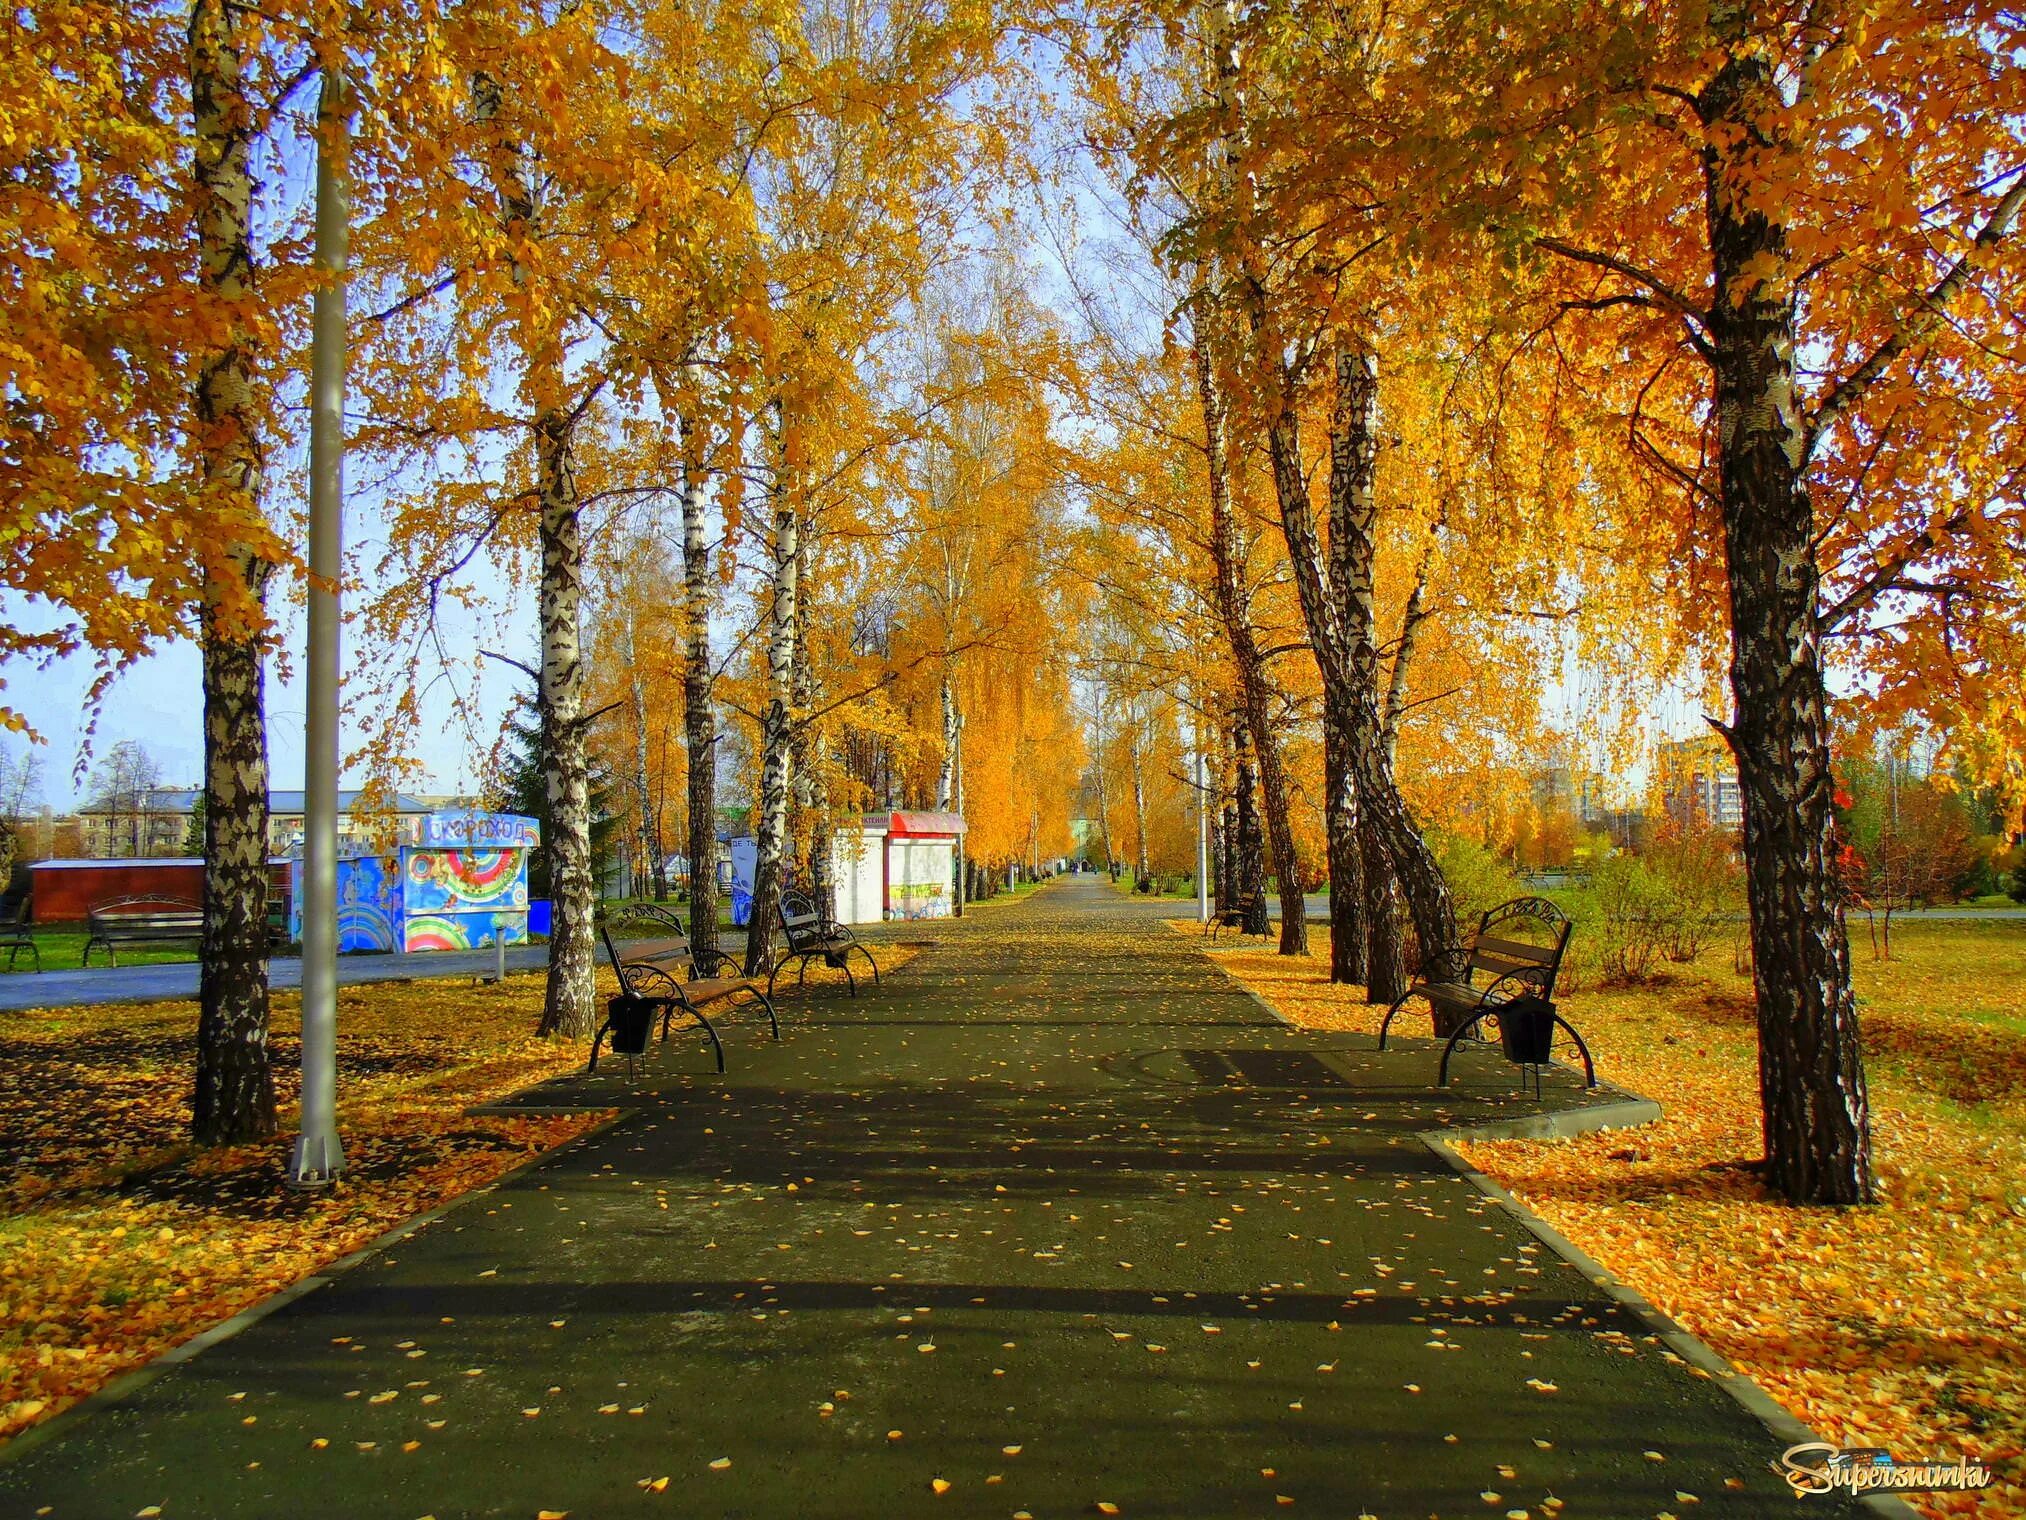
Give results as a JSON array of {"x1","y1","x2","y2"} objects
[{"x1": 28, "y1": 859, "x2": 292, "y2": 923}]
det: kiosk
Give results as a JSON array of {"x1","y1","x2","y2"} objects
[{"x1": 294, "y1": 810, "x2": 539, "y2": 952}]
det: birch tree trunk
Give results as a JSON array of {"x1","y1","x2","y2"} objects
[
  {"x1": 789, "y1": 524, "x2": 835, "y2": 921},
  {"x1": 678, "y1": 420, "x2": 720, "y2": 957},
  {"x1": 936, "y1": 668, "x2": 957, "y2": 810},
  {"x1": 1194, "y1": 330, "x2": 1307, "y2": 954},
  {"x1": 534, "y1": 410, "x2": 595, "y2": 1038},
  {"x1": 1128, "y1": 702, "x2": 1149, "y2": 883},
  {"x1": 627, "y1": 605, "x2": 663, "y2": 899},
  {"x1": 1304, "y1": 340, "x2": 1460, "y2": 973},
  {"x1": 1091, "y1": 700, "x2": 1114, "y2": 875},
  {"x1": 952, "y1": 716, "x2": 966, "y2": 915},
  {"x1": 1359, "y1": 821, "x2": 1407, "y2": 1004},
  {"x1": 1232, "y1": 718, "x2": 1268, "y2": 937},
  {"x1": 1700, "y1": 24, "x2": 1871, "y2": 1203},
  {"x1": 189, "y1": 0, "x2": 276, "y2": 1145},
  {"x1": 744, "y1": 479, "x2": 799, "y2": 975},
  {"x1": 1321, "y1": 704, "x2": 1367, "y2": 985},
  {"x1": 1218, "y1": 800, "x2": 1236, "y2": 913},
  {"x1": 470, "y1": 65, "x2": 594, "y2": 1037}
]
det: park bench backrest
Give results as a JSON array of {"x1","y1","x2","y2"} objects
[
  {"x1": 1464, "y1": 897, "x2": 1572, "y2": 994},
  {"x1": 778, "y1": 891, "x2": 829, "y2": 953},
  {"x1": 600, "y1": 924, "x2": 697, "y2": 992},
  {"x1": 91, "y1": 896, "x2": 200, "y2": 920}
]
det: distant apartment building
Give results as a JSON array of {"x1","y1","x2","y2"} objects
[
  {"x1": 1657, "y1": 735, "x2": 1744, "y2": 831},
  {"x1": 78, "y1": 787, "x2": 436, "y2": 857},
  {"x1": 77, "y1": 791, "x2": 191, "y2": 858}
]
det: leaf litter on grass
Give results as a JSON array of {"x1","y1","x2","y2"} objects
[{"x1": 1184, "y1": 918, "x2": 2026, "y2": 1519}]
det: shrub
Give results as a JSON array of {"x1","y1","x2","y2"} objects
[
  {"x1": 1587, "y1": 855, "x2": 1672, "y2": 985},
  {"x1": 1431, "y1": 832, "x2": 1525, "y2": 929},
  {"x1": 1644, "y1": 827, "x2": 1745, "y2": 962}
]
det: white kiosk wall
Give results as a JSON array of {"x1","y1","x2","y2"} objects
[
  {"x1": 888, "y1": 836, "x2": 954, "y2": 920},
  {"x1": 831, "y1": 828, "x2": 886, "y2": 926}
]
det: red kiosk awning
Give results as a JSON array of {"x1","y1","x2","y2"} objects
[{"x1": 887, "y1": 811, "x2": 966, "y2": 837}]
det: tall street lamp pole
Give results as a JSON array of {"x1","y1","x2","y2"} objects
[{"x1": 289, "y1": 62, "x2": 350, "y2": 1188}]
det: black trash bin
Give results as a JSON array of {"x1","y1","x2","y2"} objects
[
  {"x1": 1497, "y1": 995, "x2": 1557, "y2": 1064},
  {"x1": 591, "y1": 993, "x2": 658, "y2": 1073}
]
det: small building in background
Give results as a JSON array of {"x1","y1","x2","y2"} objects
[
  {"x1": 76, "y1": 787, "x2": 436, "y2": 858},
  {"x1": 1656, "y1": 736, "x2": 1744, "y2": 832},
  {"x1": 724, "y1": 811, "x2": 965, "y2": 926},
  {"x1": 28, "y1": 857, "x2": 291, "y2": 923},
  {"x1": 292, "y1": 810, "x2": 540, "y2": 953}
]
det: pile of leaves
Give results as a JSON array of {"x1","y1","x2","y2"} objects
[
  {"x1": 1188, "y1": 919, "x2": 2026, "y2": 1519},
  {"x1": 0, "y1": 974, "x2": 611, "y2": 1444}
]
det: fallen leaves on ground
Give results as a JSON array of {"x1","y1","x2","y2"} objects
[
  {"x1": 1186, "y1": 918, "x2": 2026, "y2": 1519},
  {"x1": 0, "y1": 973, "x2": 616, "y2": 1444}
]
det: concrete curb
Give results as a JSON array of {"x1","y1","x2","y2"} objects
[
  {"x1": 1424, "y1": 1116, "x2": 1923, "y2": 1519},
  {"x1": 0, "y1": 1109, "x2": 628, "y2": 1469},
  {"x1": 1190, "y1": 928, "x2": 1920, "y2": 1518}
]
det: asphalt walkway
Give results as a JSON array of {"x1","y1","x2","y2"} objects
[{"x1": 0, "y1": 878, "x2": 1853, "y2": 1517}]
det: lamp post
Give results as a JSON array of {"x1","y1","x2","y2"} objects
[
  {"x1": 1189, "y1": 693, "x2": 1210, "y2": 923},
  {"x1": 288, "y1": 63, "x2": 350, "y2": 1188}
]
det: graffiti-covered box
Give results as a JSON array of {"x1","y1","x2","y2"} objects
[{"x1": 294, "y1": 811, "x2": 540, "y2": 953}]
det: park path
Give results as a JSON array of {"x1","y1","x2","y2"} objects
[{"x1": 1, "y1": 878, "x2": 1851, "y2": 1518}]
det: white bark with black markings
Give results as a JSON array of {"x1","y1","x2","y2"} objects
[{"x1": 189, "y1": 0, "x2": 276, "y2": 1145}]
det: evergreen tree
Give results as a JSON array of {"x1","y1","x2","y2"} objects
[{"x1": 496, "y1": 695, "x2": 620, "y2": 902}]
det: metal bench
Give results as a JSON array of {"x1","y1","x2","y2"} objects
[
  {"x1": 1205, "y1": 889, "x2": 1267, "y2": 942},
  {"x1": 82, "y1": 897, "x2": 203, "y2": 967},
  {"x1": 1434, "y1": 991, "x2": 1596, "y2": 1093},
  {"x1": 1377, "y1": 896, "x2": 1575, "y2": 1047},
  {"x1": 1, "y1": 895, "x2": 38, "y2": 972},
  {"x1": 596, "y1": 921, "x2": 779, "y2": 1074},
  {"x1": 771, "y1": 890, "x2": 880, "y2": 998}
]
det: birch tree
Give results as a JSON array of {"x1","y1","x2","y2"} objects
[{"x1": 188, "y1": 0, "x2": 279, "y2": 1144}]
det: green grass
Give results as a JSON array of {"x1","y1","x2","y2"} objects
[
  {"x1": 1106, "y1": 873, "x2": 1200, "y2": 900},
  {"x1": 1, "y1": 928, "x2": 200, "y2": 973}
]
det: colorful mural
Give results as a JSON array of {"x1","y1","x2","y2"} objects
[
  {"x1": 293, "y1": 813, "x2": 538, "y2": 955},
  {"x1": 420, "y1": 812, "x2": 540, "y2": 849},
  {"x1": 400, "y1": 844, "x2": 529, "y2": 950},
  {"x1": 402, "y1": 909, "x2": 528, "y2": 952},
  {"x1": 334, "y1": 853, "x2": 401, "y2": 952},
  {"x1": 404, "y1": 848, "x2": 527, "y2": 912}
]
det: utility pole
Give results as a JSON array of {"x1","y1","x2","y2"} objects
[
  {"x1": 1193, "y1": 702, "x2": 1210, "y2": 923},
  {"x1": 952, "y1": 714, "x2": 966, "y2": 917},
  {"x1": 289, "y1": 63, "x2": 349, "y2": 1189}
]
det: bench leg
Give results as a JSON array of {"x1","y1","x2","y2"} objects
[
  {"x1": 1376, "y1": 993, "x2": 1421, "y2": 1051},
  {"x1": 688, "y1": 1006, "x2": 726, "y2": 1073},
  {"x1": 851, "y1": 944, "x2": 879, "y2": 988},
  {"x1": 1552, "y1": 1015, "x2": 1597, "y2": 1089},
  {"x1": 744, "y1": 988, "x2": 780, "y2": 1040},
  {"x1": 1435, "y1": 1012, "x2": 1494, "y2": 1087},
  {"x1": 588, "y1": 1023, "x2": 609, "y2": 1073}
]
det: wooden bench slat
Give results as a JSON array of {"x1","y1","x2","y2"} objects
[
  {"x1": 680, "y1": 976, "x2": 761, "y2": 1005},
  {"x1": 1470, "y1": 935, "x2": 1558, "y2": 964}
]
